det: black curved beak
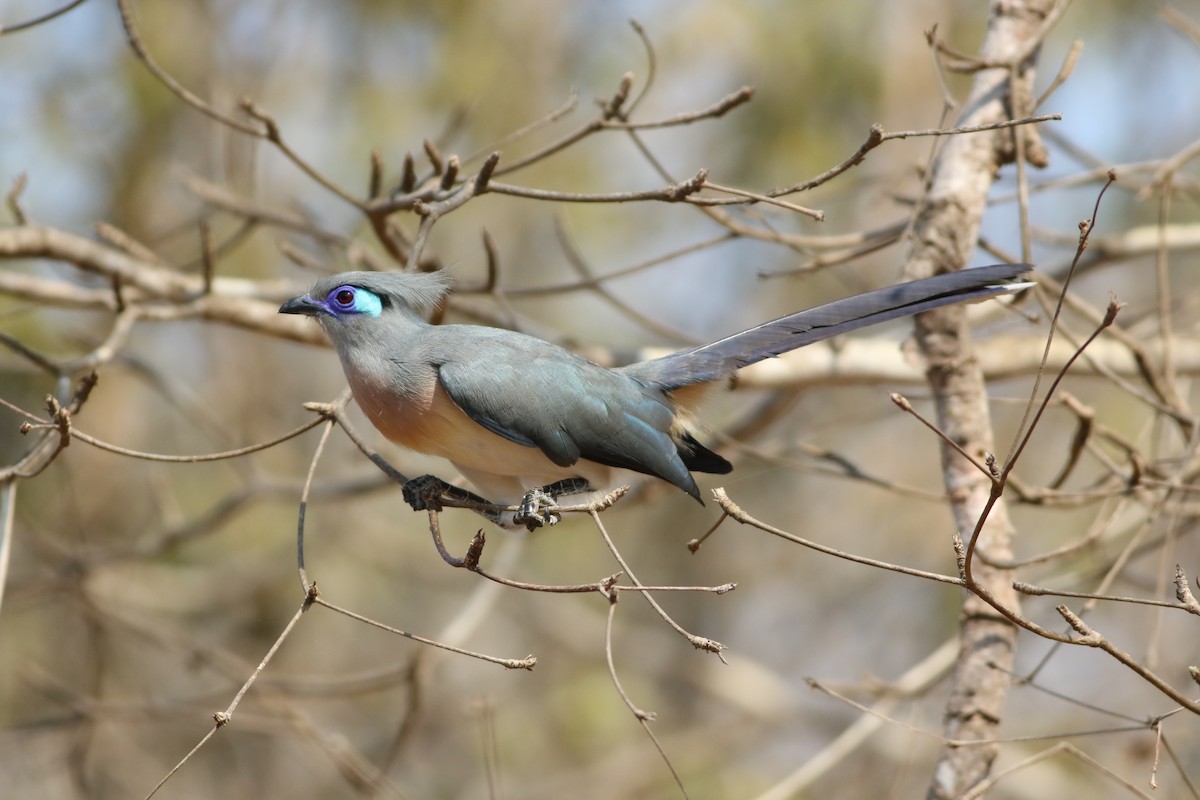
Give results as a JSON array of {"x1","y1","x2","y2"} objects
[{"x1": 279, "y1": 295, "x2": 324, "y2": 316}]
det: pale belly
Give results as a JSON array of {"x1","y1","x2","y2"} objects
[{"x1": 348, "y1": 372, "x2": 608, "y2": 494}]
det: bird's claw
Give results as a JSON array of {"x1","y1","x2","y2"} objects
[
  {"x1": 513, "y1": 488, "x2": 561, "y2": 531},
  {"x1": 513, "y1": 479, "x2": 593, "y2": 530},
  {"x1": 403, "y1": 474, "x2": 448, "y2": 512}
]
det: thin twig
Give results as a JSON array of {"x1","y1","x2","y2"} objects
[
  {"x1": 314, "y1": 597, "x2": 536, "y2": 669},
  {"x1": 714, "y1": 488, "x2": 964, "y2": 586},
  {"x1": 591, "y1": 509, "x2": 727, "y2": 657},
  {"x1": 0, "y1": 0, "x2": 90, "y2": 35}
]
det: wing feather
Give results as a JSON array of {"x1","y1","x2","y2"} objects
[{"x1": 434, "y1": 328, "x2": 703, "y2": 498}]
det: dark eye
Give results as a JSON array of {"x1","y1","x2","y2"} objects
[{"x1": 326, "y1": 284, "x2": 383, "y2": 318}]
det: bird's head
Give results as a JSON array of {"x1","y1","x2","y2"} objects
[{"x1": 279, "y1": 270, "x2": 450, "y2": 335}]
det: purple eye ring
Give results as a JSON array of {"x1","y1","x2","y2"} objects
[{"x1": 324, "y1": 285, "x2": 383, "y2": 318}]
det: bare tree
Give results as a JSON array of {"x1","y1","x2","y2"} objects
[{"x1": 3, "y1": 1, "x2": 1200, "y2": 798}]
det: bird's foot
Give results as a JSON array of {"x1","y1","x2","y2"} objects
[
  {"x1": 513, "y1": 479, "x2": 594, "y2": 531},
  {"x1": 514, "y1": 488, "x2": 558, "y2": 530},
  {"x1": 402, "y1": 475, "x2": 449, "y2": 512}
]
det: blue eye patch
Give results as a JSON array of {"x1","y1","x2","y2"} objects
[{"x1": 327, "y1": 285, "x2": 383, "y2": 317}]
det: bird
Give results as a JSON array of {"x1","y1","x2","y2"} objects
[{"x1": 280, "y1": 263, "x2": 1030, "y2": 528}]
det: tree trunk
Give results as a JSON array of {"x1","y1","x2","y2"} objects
[{"x1": 903, "y1": 1, "x2": 1058, "y2": 797}]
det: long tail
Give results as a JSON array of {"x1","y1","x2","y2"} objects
[{"x1": 621, "y1": 263, "x2": 1031, "y2": 389}]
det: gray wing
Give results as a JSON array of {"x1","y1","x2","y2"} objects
[{"x1": 433, "y1": 328, "x2": 703, "y2": 498}]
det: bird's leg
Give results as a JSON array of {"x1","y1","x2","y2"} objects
[
  {"x1": 513, "y1": 478, "x2": 594, "y2": 531},
  {"x1": 542, "y1": 477, "x2": 595, "y2": 499},
  {"x1": 402, "y1": 475, "x2": 511, "y2": 527},
  {"x1": 405, "y1": 475, "x2": 594, "y2": 530},
  {"x1": 402, "y1": 474, "x2": 490, "y2": 511}
]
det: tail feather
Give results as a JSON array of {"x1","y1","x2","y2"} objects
[
  {"x1": 621, "y1": 263, "x2": 1030, "y2": 389},
  {"x1": 676, "y1": 430, "x2": 733, "y2": 474}
]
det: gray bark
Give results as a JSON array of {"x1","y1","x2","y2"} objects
[{"x1": 902, "y1": 1, "x2": 1060, "y2": 797}]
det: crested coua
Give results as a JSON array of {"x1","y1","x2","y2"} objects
[{"x1": 280, "y1": 263, "x2": 1030, "y2": 528}]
